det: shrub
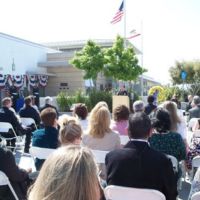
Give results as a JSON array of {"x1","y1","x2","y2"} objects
[
  {"x1": 88, "y1": 89, "x2": 112, "y2": 112},
  {"x1": 56, "y1": 92, "x2": 70, "y2": 112}
]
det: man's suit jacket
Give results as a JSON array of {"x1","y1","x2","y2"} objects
[
  {"x1": 0, "y1": 148, "x2": 29, "y2": 199},
  {"x1": 19, "y1": 105, "x2": 41, "y2": 126},
  {"x1": 105, "y1": 141, "x2": 177, "y2": 200},
  {"x1": 189, "y1": 105, "x2": 200, "y2": 119}
]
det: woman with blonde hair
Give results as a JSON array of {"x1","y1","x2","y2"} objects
[
  {"x1": 59, "y1": 116, "x2": 83, "y2": 145},
  {"x1": 28, "y1": 146, "x2": 103, "y2": 200},
  {"x1": 82, "y1": 102, "x2": 120, "y2": 151},
  {"x1": 163, "y1": 101, "x2": 188, "y2": 149}
]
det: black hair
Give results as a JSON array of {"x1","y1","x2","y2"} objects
[
  {"x1": 151, "y1": 108, "x2": 171, "y2": 133},
  {"x1": 128, "y1": 112, "x2": 151, "y2": 139}
]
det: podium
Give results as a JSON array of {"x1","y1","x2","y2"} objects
[{"x1": 112, "y1": 95, "x2": 130, "y2": 113}]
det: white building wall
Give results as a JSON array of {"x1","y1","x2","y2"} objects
[{"x1": 0, "y1": 33, "x2": 54, "y2": 75}]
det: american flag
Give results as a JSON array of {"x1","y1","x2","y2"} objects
[{"x1": 111, "y1": 1, "x2": 124, "y2": 24}]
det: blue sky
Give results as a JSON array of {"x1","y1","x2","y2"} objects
[{"x1": 1, "y1": 0, "x2": 200, "y2": 84}]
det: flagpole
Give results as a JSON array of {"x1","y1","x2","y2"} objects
[
  {"x1": 123, "y1": 0, "x2": 126, "y2": 48},
  {"x1": 140, "y1": 20, "x2": 144, "y2": 99}
]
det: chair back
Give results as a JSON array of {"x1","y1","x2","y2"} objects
[
  {"x1": 0, "y1": 122, "x2": 18, "y2": 141},
  {"x1": 193, "y1": 130, "x2": 200, "y2": 138},
  {"x1": 0, "y1": 122, "x2": 17, "y2": 136},
  {"x1": 20, "y1": 117, "x2": 37, "y2": 129},
  {"x1": 188, "y1": 118, "x2": 199, "y2": 129},
  {"x1": 120, "y1": 135, "x2": 129, "y2": 145},
  {"x1": 166, "y1": 155, "x2": 178, "y2": 172},
  {"x1": 91, "y1": 150, "x2": 109, "y2": 164},
  {"x1": 0, "y1": 171, "x2": 19, "y2": 200},
  {"x1": 192, "y1": 155, "x2": 200, "y2": 168},
  {"x1": 104, "y1": 185, "x2": 166, "y2": 200},
  {"x1": 30, "y1": 146, "x2": 55, "y2": 160},
  {"x1": 191, "y1": 191, "x2": 200, "y2": 200}
]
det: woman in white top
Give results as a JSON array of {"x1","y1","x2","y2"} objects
[
  {"x1": 163, "y1": 101, "x2": 188, "y2": 150},
  {"x1": 73, "y1": 103, "x2": 88, "y2": 131},
  {"x1": 82, "y1": 101, "x2": 120, "y2": 151}
]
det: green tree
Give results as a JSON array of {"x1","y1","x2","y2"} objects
[
  {"x1": 169, "y1": 60, "x2": 200, "y2": 95},
  {"x1": 70, "y1": 35, "x2": 146, "y2": 82},
  {"x1": 104, "y1": 35, "x2": 146, "y2": 81},
  {"x1": 70, "y1": 40, "x2": 104, "y2": 79}
]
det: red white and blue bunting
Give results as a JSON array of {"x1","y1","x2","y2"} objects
[
  {"x1": 38, "y1": 75, "x2": 48, "y2": 87},
  {"x1": 28, "y1": 75, "x2": 38, "y2": 87},
  {"x1": 0, "y1": 74, "x2": 9, "y2": 89},
  {"x1": 0, "y1": 74, "x2": 49, "y2": 90},
  {"x1": 12, "y1": 75, "x2": 24, "y2": 88}
]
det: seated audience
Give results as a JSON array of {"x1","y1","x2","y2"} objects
[
  {"x1": 110, "y1": 105, "x2": 129, "y2": 135},
  {"x1": 30, "y1": 95, "x2": 39, "y2": 113},
  {"x1": 28, "y1": 146, "x2": 103, "y2": 200},
  {"x1": 40, "y1": 96, "x2": 59, "y2": 118},
  {"x1": 144, "y1": 95, "x2": 157, "y2": 115},
  {"x1": 0, "y1": 97, "x2": 32, "y2": 153},
  {"x1": 32, "y1": 108, "x2": 59, "y2": 170},
  {"x1": 19, "y1": 96, "x2": 41, "y2": 128},
  {"x1": 133, "y1": 100, "x2": 144, "y2": 113},
  {"x1": 73, "y1": 103, "x2": 88, "y2": 131},
  {"x1": 0, "y1": 147, "x2": 31, "y2": 200},
  {"x1": 149, "y1": 108, "x2": 186, "y2": 162},
  {"x1": 82, "y1": 101, "x2": 120, "y2": 151},
  {"x1": 59, "y1": 116, "x2": 82, "y2": 145},
  {"x1": 189, "y1": 95, "x2": 200, "y2": 120},
  {"x1": 105, "y1": 112, "x2": 177, "y2": 200},
  {"x1": 163, "y1": 101, "x2": 188, "y2": 150}
]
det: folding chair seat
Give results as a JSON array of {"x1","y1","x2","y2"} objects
[
  {"x1": 0, "y1": 170, "x2": 19, "y2": 200},
  {"x1": 30, "y1": 146, "x2": 55, "y2": 160},
  {"x1": 20, "y1": 117, "x2": 37, "y2": 129}
]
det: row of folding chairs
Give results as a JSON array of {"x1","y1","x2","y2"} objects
[{"x1": 0, "y1": 168, "x2": 166, "y2": 200}]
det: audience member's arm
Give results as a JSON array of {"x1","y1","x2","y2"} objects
[{"x1": 3, "y1": 150, "x2": 29, "y2": 182}]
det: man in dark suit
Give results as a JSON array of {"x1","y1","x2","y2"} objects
[
  {"x1": 144, "y1": 95, "x2": 157, "y2": 115},
  {"x1": 0, "y1": 97, "x2": 31, "y2": 152},
  {"x1": 105, "y1": 112, "x2": 177, "y2": 200},
  {"x1": 189, "y1": 95, "x2": 200, "y2": 120},
  {"x1": 0, "y1": 147, "x2": 31, "y2": 200},
  {"x1": 19, "y1": 96, "x2": 41, "y2": 127}
]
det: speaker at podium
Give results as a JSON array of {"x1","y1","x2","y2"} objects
[{"x1": 112, "y1": 95, "x2": 130, "y2": 114}]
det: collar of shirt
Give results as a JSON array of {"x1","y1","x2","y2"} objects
[{"x1": 130, "y1": 138, "x2": 150, "y2": 146}]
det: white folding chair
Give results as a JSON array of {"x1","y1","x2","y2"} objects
[
  {"x1": 91, "y1": 150, "x2": 109, "y2": 164},
  {"x1": 30, "y1": 146, "x2": 55, "y2": 160},
  {"x1": 104, "y1": 185, "x2": 166, "y2": 200},
  {"x1": 166, "y1": 155, "x2": 178, "y2": 172},
  {"x1": 188, "y1": 118, "x2": 199, "y2": 130},
  {"x1": 193, "y1": 130, "x2": 200, "y2": 138},
  {"x1": 20, "y1": 117, "x2": 37, "y2": 129},
  {"x1": 0, "y1": 170, "x2": 19, "y2": 200},
  {"x1": 191, "y1": 191, "x2": 200, "y2": 200},
  {"x1": 120, "y1": 135, "x2": 129, "y2": 146},
  {"x1": 0, "y1": 122, "x2": 19, "y2": 150}
]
